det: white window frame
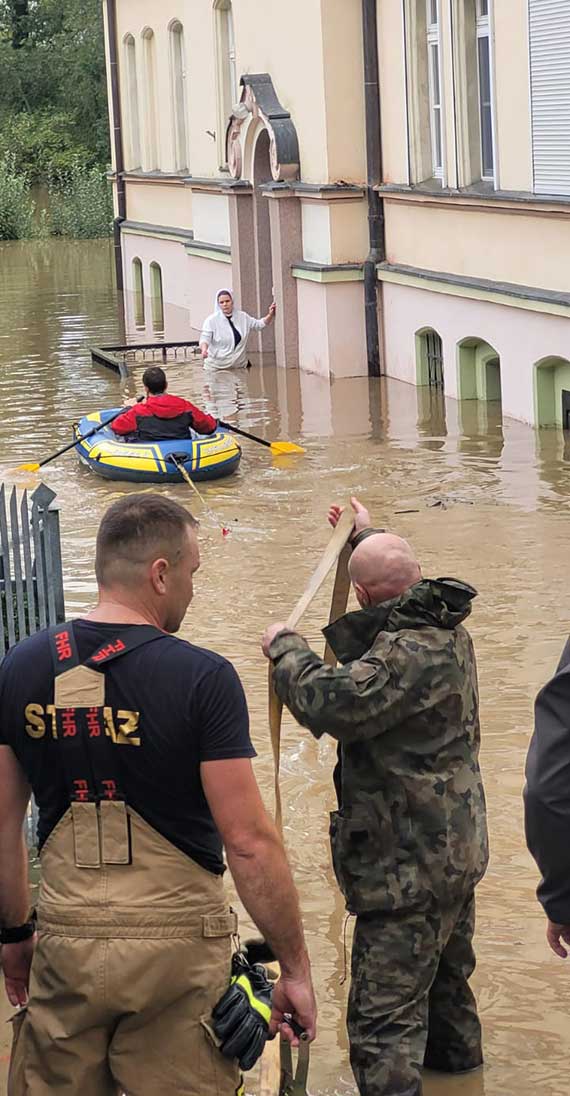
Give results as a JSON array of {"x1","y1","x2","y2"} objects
[
  {"x1": 426, "y1": 0, "x2": 443, "y2": 179},
  {"x1": 476, "y1": 0, "x2": 495, "y2": 182}
]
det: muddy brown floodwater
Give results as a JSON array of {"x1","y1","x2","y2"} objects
[{"x1": 1, "y1": 237, "x2": 570, "y2": 1095}]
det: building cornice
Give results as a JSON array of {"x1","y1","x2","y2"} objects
[
  {"x1": 121, "y1": 220, "x2": 194, "y2": 243},
  {"x1": 261, "y1": 181, "x2": 365, "y2": 202},
  {"x1": 185, "y1": 239, "x2": 232, "y2": 263},
  {"x1": 377, "y1": 183, "x2": 570, "y2": 218},
  {"x1": 122, "y1": 171, "x2": 188, "y2": 186},
  {"x1": 377, "y1": 262, "x2": 570, "y2": 318},
  {"x1": 292, "y1": 262, "x2": 364, "y2": 284}
]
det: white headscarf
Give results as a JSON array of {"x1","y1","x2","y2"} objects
[{"x1": 215, "y1": 288, "x2": 235, "y2": 313}]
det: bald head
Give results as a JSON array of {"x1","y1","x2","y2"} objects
[{"x1": 348, "y1": 533, "x2": 421, "y2": 608}]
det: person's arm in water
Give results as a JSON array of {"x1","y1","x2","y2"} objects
[
  {"x1": 200, "y1": 319, "x2": 215, "y2": 361},
  {"x1": 0, "y1": 746, "x2": 35, "y2": 1006},
  {"x1": 201, "y1": 757, "x2": 317, "y2": 1043}
]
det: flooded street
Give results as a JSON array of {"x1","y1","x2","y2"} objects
[{"x1": 1, "y1": 237, "x2": 570, "y2": 1094}]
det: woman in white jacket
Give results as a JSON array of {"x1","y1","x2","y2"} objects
[{"x1": 199, "y1": 288, "x2": 276, "y2": 370}]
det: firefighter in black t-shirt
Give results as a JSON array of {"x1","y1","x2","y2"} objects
[{"x1": 0, "y1": 494, "x2": 316, "y2": 1096}]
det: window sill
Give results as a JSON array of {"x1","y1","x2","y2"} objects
[{"x1": 376, "y1": 181, "x2": 570, "y2": 213}]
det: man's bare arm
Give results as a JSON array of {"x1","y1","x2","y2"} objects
[
  {"x1": 201, "y1": 757, "x2": 316, "y2": 1040},
  {"x1": 0, "y1": 745, "x2": 34, "y2": 1006},
  {"x1": 0, "y1": 746, "x2": 31, "y2": 926}
]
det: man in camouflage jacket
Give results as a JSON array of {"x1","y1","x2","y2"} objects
[{"x1": 262, "y1": 498, "x2": 489, "y2": 1096}]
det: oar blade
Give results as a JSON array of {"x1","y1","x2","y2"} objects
[
  {"x1": 269, "y1": 440, "x2": 306, "y2": 455},
  {"x1": 14, "y1": 463, "x2": 40, "y2": 473}
]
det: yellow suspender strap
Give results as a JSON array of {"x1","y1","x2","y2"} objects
[{"x1": 269, "y1": 509, "x2": 355, "y2": 830}]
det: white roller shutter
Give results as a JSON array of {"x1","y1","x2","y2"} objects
[{"x1": 529, "y1": 0, "x2": 570, "y2": 195}]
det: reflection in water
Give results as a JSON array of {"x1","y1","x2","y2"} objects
[{"x1": 1, "y1": 239, "x2": 570, "y2": 1093}]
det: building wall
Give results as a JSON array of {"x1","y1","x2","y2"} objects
[
  {"x1": 493, "y1": 0, "x2": 533, "y2": 192},
  {"x1": 382, "y1": 280, "x2": 570, "y2": 426},
  {"x1": 126, "y1": 180, "x2": 192, "y2": 230},
  {"x1": 384, "y1": 196, "x2": 570, "y2": 295},
  {"x1": 115, "y1": 0, "x2": 363, "y2": 185},
  {"x1": 109, "y1": 0, "x2": 570, "y2": 409}
]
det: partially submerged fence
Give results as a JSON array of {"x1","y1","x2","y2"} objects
[
  {"x1": 92, "y1": 340, "x2": 201, "y2": 377},
  {"x1": 0, "y1": 482, "x2": 65, "y2": 659}
]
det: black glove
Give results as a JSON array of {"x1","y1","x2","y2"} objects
[{"x1": 212, "y1": 952, "x2": 273, "y2": 1071}]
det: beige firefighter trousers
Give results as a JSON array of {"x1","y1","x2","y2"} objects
[{"x1": 8, "y1": 802, "x2": 242, "y2": 1096}]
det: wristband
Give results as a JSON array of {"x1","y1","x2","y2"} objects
[
  {"x1": 350, "y1": 527, "x2": 385, "y2": 550},
  {"x1": 1, "y1": 910, "x2": 36, "y2": 945}
]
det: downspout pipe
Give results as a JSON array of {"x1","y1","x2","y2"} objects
[
  {"x1": 105, "y1": 0, "x2": 126, "y2": 293},
  {"x1": 362, "y1": 0, "x2": 385, "y2": 377}
]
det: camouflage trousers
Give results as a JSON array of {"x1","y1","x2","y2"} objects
[{"x1": 347, "y1": 891, "x2": 483, "y2": 1096}]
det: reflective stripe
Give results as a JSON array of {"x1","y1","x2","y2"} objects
[
  {"x1": 232, "y1": 974, "x2": 271, "y2": 1025},
  {"x1": 235, "y1": 1083, "x2": 245, "y2": 1096}
]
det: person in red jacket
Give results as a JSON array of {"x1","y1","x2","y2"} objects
[{"x1": 111, "y1": 366, "x2": 217, "y2": 441}]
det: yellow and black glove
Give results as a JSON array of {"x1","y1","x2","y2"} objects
[{"x1": 212, "y1": 951, "x2": 273, "y2": 1071}]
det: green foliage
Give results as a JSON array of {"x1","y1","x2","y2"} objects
[
  {"x1": 0, "y1": 110, "x2": 95, "y2": 183},
  {"x1": 49, "y1": 162, "x2": 113, "y2": 239},
  {"x1": 0, "y1": 154, "x2": 36, "y2": 239},
  {"x1": 0, "y1": 0, "x2": 110, "y2": 181}
]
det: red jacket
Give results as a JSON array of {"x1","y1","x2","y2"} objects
[{"x1": 112, "y1": 394, "x2": 217, "y2": 439}]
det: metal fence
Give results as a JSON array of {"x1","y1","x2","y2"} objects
[
  {"x1": 92, "y1": 340, "x2": 201, "y2": 377},
  {"x1": 0, "y1": 482, "x2": 65, "y2": 659}
]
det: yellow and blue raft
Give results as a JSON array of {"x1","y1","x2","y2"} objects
[{"x1": 74, "y1": 409, "x2": 242, "y2": 484}]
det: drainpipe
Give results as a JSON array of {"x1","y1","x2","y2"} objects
[
  {"x1": 361, "y1": 0, "x2": 385, "y2": 377},
  {"x1": 105, "y1": 0, "x2": 126, "y2": 293}
]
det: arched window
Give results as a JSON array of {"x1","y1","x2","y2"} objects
[
  {"x1": 124, "y1": 35, "x2": 141, "y2": 169},
  {"x1": 457, "y1": 337, "x2": 501, "y2": 403},
  {"x1": 132, "y1": 258, "x2": 145, "y2": 327},
  {"x1": 142, "y1": 28, "x2": 159, "y2": 170},
  {"x1": 150, "y1": 262, "x2": 164, "y2": 332},
  {"x1": 534, "y1": 357, "x2": 570, "y2": 428},
  {"x1": 416, "y1": 328, "x2": 444, "y2": 388},
  {"x1": 170, "y1": 21, "x2": 189, "y2": 171},
  {"x1": 214, "y1": 0, "x2": 238, "y2": 167}
]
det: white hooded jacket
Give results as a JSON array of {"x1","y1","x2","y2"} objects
[{"x1": 200, "y1": 289, "x2": 266, "y2": 370}]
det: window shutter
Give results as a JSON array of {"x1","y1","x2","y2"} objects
[{"x1": 529, "y1": 0, "x2": 570, "y2": 195}]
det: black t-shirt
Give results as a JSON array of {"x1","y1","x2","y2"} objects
[{"x1": 0, "y1": 621, "x2": 256, "y2": 874}]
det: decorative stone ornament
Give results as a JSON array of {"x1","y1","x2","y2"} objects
[{"x1": 227, "y1": 73, "x2": 300, "y2": 183}]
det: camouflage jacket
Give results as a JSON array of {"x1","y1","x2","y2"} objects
[{"x1": 270, "y1": 578, "x2": 489, "y2": 915}]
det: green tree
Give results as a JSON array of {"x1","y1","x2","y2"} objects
[
  {"x1": 0, "y1": 0, "x2": 110, "y2": 177},
  {"x1": 1, "y1": 1, "x2": 30, "y2": 48}
]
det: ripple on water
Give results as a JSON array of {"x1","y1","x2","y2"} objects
[{"x1": 1, "y1": 238, "x2": 570, "y2": 1092}]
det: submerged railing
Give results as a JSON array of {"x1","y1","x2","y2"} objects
[
  {"x1": 0, "y1": 483, "x2": 65, "y2": 659},
  {"x1": 92, "y1": 340, "x2": 201, "y2": 377}
]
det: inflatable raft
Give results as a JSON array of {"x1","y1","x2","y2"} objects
[{"x1": 74, "y1": 409, "x2": 241, "y2": 483}]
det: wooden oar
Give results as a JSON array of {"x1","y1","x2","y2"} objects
[
  {"x1": 169, "y1": 456, "x2": 231, "y2": 538},
  {"x1": 218, "y1": 420, "x2": 305, "y2": 456},
  {"x1": 269, "y1": 508, "x2": 355, "y2": 830},
  {"x1": 15, "y1": 404, "x2": 139, "y2": 473},
  {"x1": 261, "y1": 528, "x2": 353, "y2": 1091}
]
